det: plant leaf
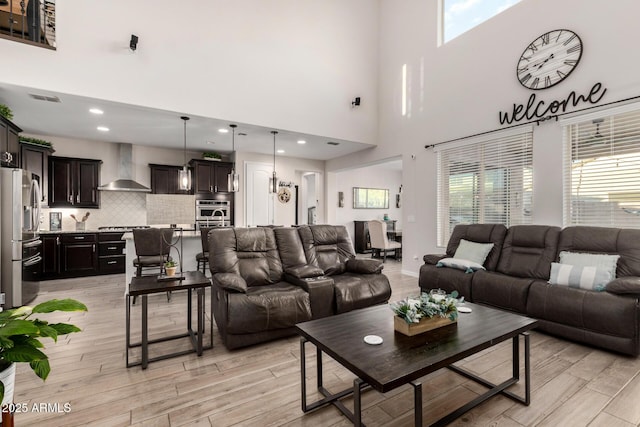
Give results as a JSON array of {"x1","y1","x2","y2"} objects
[
  {"x1": 0, "y1": 381, "x2": 3, "y2": 406},
  {"x1": 2, "y1": 344, "x2": 47, "y2": 363},
  {"x1": 49, "y1": 323, "x2": 81, "y2": 335},
  {"x1": 32, "y1": 299, "x2": 87, "y2": 314},
  {"x1": 0, "y1": 336, "x2": 14, "y2": 349},
  {"x1": 0, "y1": 319, "x2": 40, "y2": 337},
  {"x1": 36, "y1": 324, "x2": 59, "y2": 342},
  {"x1": 30, "y1": 359, "x2": 50, "y2": 381}
]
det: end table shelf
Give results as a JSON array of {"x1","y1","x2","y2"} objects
[{"x1": 125, "y1": 271, "x2": 213, "y2": 369}]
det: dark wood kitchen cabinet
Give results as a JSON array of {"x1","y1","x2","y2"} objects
[
  {"x1": 97, "y1": 232, "x2": 126, "y2": 274},
  {"x1": 190, "y1": 159, "x2": 233, "y2": 197},
  {"x1": 60, "y1": 233, "x2": 98, "y2": 277},
  {"x1": 149, "y1": 163, "x2": 191, "y2": 194},
  {"x1": 0, "y1": 115, "x2": 21, "y2": 168},
  {"x1": 21, "y1": 141, "x2": 54, "y2": 204},
  {"x1": 41, "y1": 234, "x2": 61, "y2": 277},
  {"x1": 49, "y1": 156, "x2": 102, "y2": 208}
]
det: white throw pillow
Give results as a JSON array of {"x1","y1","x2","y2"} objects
[
  {"x1": 453, "y1": 239, "x2": 494, "y2": 265},
  {"x1": 559, "y1": 251, "x2": 620, "y2": 279},
  {"x1": 436, "y1": 257, "x2": 486, "y2": 274},
  {"x1": 548, "y1": 262, "x2": 611, "y2": 291}
]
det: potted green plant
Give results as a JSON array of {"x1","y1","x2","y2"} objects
[
  {"x1": 0, "y1": 104, "x2": 13, "y2": 121},
  {"x1": 19, "y1": 136, "x2": 53, "y2": 150},
  {"x1": 202, "y1": 152, "x2": 222, "y2": 161},
  {"x1": 0, "y1": 298, "x2": 87, "y2": 405},
  {"x1": 164, "y1": 260, "x2": 178, "y2": 276}
]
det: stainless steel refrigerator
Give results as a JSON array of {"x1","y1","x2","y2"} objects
[{"x1": 0, "y1": 168, "x2": 42, "y2": 308}]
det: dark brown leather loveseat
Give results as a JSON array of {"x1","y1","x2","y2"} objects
[
  {"x1": 420, "y1": 224, "x2": 640, "y2": 356},
  {"x1": 209, "y1": 225, "x2": 392, "y2": 349}
]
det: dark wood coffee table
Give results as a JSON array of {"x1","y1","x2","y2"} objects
[{"x1": 296, "y1": 303, "x2": 537, "y2": 426}]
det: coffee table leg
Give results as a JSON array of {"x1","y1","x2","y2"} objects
[
  {"x1": 411, "y1": 381, "x2": 422, "y2": 427},
  {"x1": 197, "y1": 287, "x2": 204, "y2": 355},
  {"x1": 300, "y1": 338, "x2": 308, "y2": 411},
  {"x1": 317, "y1": 347, "x2": 323, "y2": 389},
  {"x1": 354, "y1": 378, "x2": 364, "y2": 426},
  {"x1": 142, "y1": 295, "x2": 148, "y2": 369}
]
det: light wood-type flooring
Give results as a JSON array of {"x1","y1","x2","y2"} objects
[{"x1": 12, "y1": 258, "x2": 640, "y2": 426}]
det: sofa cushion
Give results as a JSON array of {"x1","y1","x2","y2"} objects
[
  {"x1": 226, "y1": 282, "x2": 312, "y2": 334},
  {"x1": 213, "y1": 273, "x2": 247, "y2": 293},
  {"x1": 472, "y1": 271, "x2": 534, "y2": 313},
  {"x1": 298, "y1": 225, "x2": 355, "y2": 275},
  {"x1": 496, "y1": 225, "x2": 560, "y2": 279},
  {"x1": 454, "y1": 239, "x2": 494, "y2": 265},
  {"x1": 209, "y1": 227, "x2": 283, "y2": 287},
  {"x1": 446, "y1": 224, "x2": 507, "y2": 271},
  {"x1": 332, "y1": 273, "x2": 391, "y2": 314},
  {"x1": 558, "y1": 226, "x2": 640, "y2": 277},
  {"x1": 419, "y1": 263, "x2": 473, "y2": 300},
  {"x1": 346, "y1": 258, "x2": 383, "y2": 274},
  {"x1": 436, "y1": 257, "x2": 485, "y2": 273},
  {"x1": 559, "y1": 251, "x2": 620, "y2": 279}
]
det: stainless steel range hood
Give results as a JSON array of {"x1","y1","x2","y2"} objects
[{"x1": 98, "y1": 143, "x2": 151, "y2": 192}]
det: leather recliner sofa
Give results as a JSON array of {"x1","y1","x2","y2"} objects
[
  {"x1": 420, "y1": 224, "x2": 640, "y2": 356},
  {"x1": 208, "y1": 225, "x2": 392, "y2": 349}
]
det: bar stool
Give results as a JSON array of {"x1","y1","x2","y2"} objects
[
  {"x1": 132, "y1": 227, "x2": 174, "y2": 303},
  {"x1": 196, "y1": 227, "x2": 214, "y2": 275}
]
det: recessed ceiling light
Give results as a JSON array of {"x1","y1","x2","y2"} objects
[
  {"x1": 89, "y1": 108, "x2": 104, "y2": 115},
  {"x1": 277, "y1": 149, "x2": 285, "y2": 154},
  {"x1": 97, "y1": 126, "x2": 110, "y2": 132},
  {"x1": 207, "y1": 141, "x2": 216, "y2": 145},
  {"x1": 218, "y1": 129, "x2": 229, "y2": 133},
  {"x1": 297, "y1": 140, "x2": 306, "y2": 144}
]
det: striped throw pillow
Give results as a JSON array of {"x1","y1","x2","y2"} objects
[{"x1": 548, "y1": 262, "x2": 612, "y2": 291}]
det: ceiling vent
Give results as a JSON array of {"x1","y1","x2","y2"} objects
[
  {"x1": 327, "y1": 141, "x2": 340, "y2": 146},
  {"x1": 29, "y1": 94, "x2": 61, "y2": 103}
]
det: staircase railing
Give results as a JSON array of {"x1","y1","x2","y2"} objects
[{"x1": 0, "y1": 0, "x2": 56, "y2": 49}]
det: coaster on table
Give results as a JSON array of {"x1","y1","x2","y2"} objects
[
  {"x1": 458, "y1": 306, "x2": 472, "y2": 313},
  {"x1": 364, "y1": 335, "x2": 383, "y2": 345}
]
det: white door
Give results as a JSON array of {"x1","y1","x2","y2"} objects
[{"x1": 245, "y1": 162, "x2": 274, "y2": 226}]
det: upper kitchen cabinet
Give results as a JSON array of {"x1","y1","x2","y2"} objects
[
  {"x1": 0, "y1": 115, "x2": 21, "y2": 168},
  {"x1": 20, "y1": 140, "x2": 54, "y2": 205},
  {"x1": 190, "y1": 159, "x2": 233, "y2": 197},
  {"x1": 49, "y1": 156, "x2": 102, "y2": 208},
  {"x1": 149, "y1": 164, "x2": 192, "y2": 195}
]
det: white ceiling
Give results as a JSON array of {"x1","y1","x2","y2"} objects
[{"x1": 0, "y1": 82, "x2": 375, "y2": 161}]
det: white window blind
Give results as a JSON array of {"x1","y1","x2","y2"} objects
[
  {"x1": 563, "y1": 108, "x2": 640, "y2": 228},
  {"x1": 437, "y1": 130, "x2": 533, "y2": 246}
]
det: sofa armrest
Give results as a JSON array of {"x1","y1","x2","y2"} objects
[
  {"x1": 346, "y1": 258, "x2": 383, "y2": 274},
  {"x1": 607, "y1": 276, "x2": 640, "y2": 296},
  {"x1": 284, "y1": 274, "x2": 335, "y2": 319},
  {"x1": 284, "y1": 264, "x2": 325, "y2": 279},
  {"x1": 423, "y1": 254, "x2": 447, "y2": 265},
  {"x1": 213, "y1": 273, "x2": 247, "y2": 293}
]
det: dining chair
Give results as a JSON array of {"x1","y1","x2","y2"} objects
[
  {"x1": 367, "y1": 219, "x2": 402, "y2": 262},
  {"x1": 132, "y1": 227, "x2": 174, "y2": 302}
]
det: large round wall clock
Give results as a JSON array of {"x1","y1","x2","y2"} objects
[
  {"x1": 277, "y1": 187, "x2": 291, "y2": 204},
  {"x1": 516, "y1": 29, "x2": 583, "y2": 90}
]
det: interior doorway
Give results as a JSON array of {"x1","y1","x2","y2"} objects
[{"x1": 245, "y1": 162, "x2": 274, "y2": 227}]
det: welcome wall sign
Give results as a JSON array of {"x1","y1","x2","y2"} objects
[{"x1": 498, "y1": 29, "x2": 606, "y2": 125}]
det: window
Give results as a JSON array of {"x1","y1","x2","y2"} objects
[
  {"x1": 353, "y1": 187, "x2": 389, "y2": 209},
  {"x1": 563, "y1": 106, "x2": 640, "y2": 228},
  {"x1": 436, "y1": 128, "x2": 533, "y2": 246},
  {"x1": 442, "y1": 0, "x2": 523, "y2": 44}
]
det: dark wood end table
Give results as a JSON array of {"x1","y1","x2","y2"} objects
[
  {"x1": 126, "y1": 270, "x2": 213, "y2": 369},
  {"x1": 296, "y1": 303, "x2": 537, "y2": 426}
]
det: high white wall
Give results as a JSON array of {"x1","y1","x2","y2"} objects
[
  {"x1": 1, "y1": 0, "x2": 378, "y2": 144},
  {"x1": 327, "y1": 0, "x2": 640, "y2": 276}
]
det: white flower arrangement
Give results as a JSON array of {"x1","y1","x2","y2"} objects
[{"x1": 390, "y1": 290, "x2": 462, "y2": 324}]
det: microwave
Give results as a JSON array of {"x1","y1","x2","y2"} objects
[{"x1": 196, "y1": 200, "x2": 230, "y2": 225}]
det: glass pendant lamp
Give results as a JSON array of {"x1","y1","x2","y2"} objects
[
  {"x1": 227, "y1": 124, "x2": 239, "y2": 192},
  {"x1": 178, "y1": 116, "x2": 192, "y2": 191},
  {"x1": 269, "y1": 131, "x2": 278, "y2": 193}
]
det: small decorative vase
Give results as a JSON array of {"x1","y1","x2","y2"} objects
[
  {"x1": 393, "y1": 315, "x2": 457, "y2": 336},
  {"x1": 165, "y1": 267, "x2": 177, "y2": 276},
  {"x1": 75, "y1": 221, "x2": 85, "y2": 231}
]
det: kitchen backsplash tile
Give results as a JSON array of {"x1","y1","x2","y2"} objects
[{"x1": 41, "y1": 192, "x2": 147, "y2": 231}]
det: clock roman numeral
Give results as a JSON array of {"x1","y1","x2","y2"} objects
[
  {"x1": 564, "y1": 59, "x2": 577, "y2": 66},
  {"x1": 567, "y1": 44, "x2": 581, "y2": 54},
  {"x1": 563, "y1": 34, "x2": 577, "y2": 46},
  {"x1": 541, "y1": 33, "x2": 550, "y2": 45},
  {"x1": 555, "y1": 30, "x2": 563, "y2": 43},
  {"x1": 545, "y1": 76, "x2": 552, "y2": 87},
  {"x1": 517, "y1": 66, "x2": 529, "y2": 74},
  {"x1": 531, "y1": 77, "x2": 540, "y2": 88},
  {"x1": 520, "y1": 56, "x2": 531, "y2": 63},
  {"x1": 520, "y1": 73, "x2": 532, "y2": 85},
  {"x1": 528, "y1": 43, "x2": 538, "y2": 54},
  {"x1": 557, "y1": 70, "x2": 566, "y2": 79}
]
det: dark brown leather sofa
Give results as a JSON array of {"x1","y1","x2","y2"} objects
[
  {"x1": 420, "y1": 224, "x2": 640, "y2": 356},
  {"x1": 209, "y1": 225, "x2": 392, "y2": 349}
]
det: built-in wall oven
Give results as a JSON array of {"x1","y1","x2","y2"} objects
[{"x1": 196, "y1": 200, "x2": 230, "y2": 227}]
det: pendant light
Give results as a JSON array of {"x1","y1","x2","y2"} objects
[
  {"x1": 269, "y1": 131, "x2": 278, "y2": 193},
  {"x1": 178, "y1": 116, "x2": 192, "y2": 191},
  {"x1": 227, "y1": 124, "x2": 239, "y2": 192}
]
